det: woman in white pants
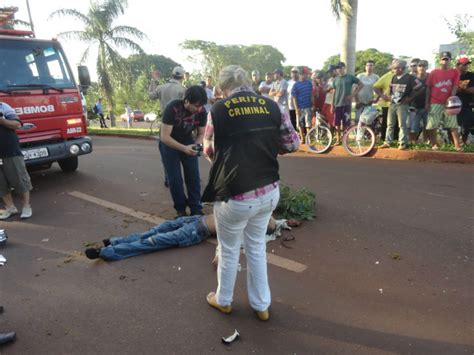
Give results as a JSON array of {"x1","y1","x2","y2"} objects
[{"x1": 202, "y1": 65, "x2": 300, "y2": 320}]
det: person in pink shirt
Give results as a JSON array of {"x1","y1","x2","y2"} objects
[{"x1": 425, "y1": 51, "x2": 462, "y2": 151}]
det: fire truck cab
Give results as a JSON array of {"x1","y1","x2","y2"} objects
[{"x1": 0, "y1": 21, "x2": 92, "y2": 172}]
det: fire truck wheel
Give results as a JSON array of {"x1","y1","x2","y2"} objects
[{"x1": 58, "y1": 157, "x2": 79, "y2": 173}]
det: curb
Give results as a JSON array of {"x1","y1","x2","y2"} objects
[
  {"x1": 88, "y1": 134, "x2": 474, "y2": 164},
  {"x1": 298, "y1": 145, "x2": 474, "y2": 164},
  {"x1": 89, "y1": 132, "x2": 159, "y2": 141}
]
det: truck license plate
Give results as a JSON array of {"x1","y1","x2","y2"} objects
[{"x1": 22, "y1": 148, "x2": 49, "y2": 161}]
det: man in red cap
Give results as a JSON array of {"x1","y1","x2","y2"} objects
[
  {"x1": 425, "y1": 51, "x2": 462, "y2": 151},
  {"x1": 456, "y1": 57, "x2": 474, "y2": 143}
]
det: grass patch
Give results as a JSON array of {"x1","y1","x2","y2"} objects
[
  {"x1": 88, "y1": 127, "x2": 159, "y2": 136},
  {"x1": 408, "y1": 143, "x2": 474, "y2": 153},
  {"x1": 379, "y1": 142, "x2": 474, "y2": 153},
  {"x1": 275, "y1": 184, "x2": 316, "y2": 221}
]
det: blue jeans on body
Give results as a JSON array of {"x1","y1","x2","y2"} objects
[
  {"x1": 99, "y1": 216, "x2": 209, "y2": 261},
  {"x1": 159, "y1": 141, "x2": 202, "y2": 214}
]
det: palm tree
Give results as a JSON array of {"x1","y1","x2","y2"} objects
[
  {"x1": 50, "y1": 0, "x2": 145, "y2": 126},
  {"x1": 331, "y1": 0, "x2": 358, "y2": 75}
]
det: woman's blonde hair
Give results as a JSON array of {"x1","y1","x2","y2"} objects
[{"x1": 217, "y1": 65, "x2": 252, "y2": 92}]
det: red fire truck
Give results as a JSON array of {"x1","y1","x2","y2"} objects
[{"x1": 0, "y1": 10, "x2": 92, "y2": 172}]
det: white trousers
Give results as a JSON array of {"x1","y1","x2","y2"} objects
[{"x1": 214, "y1": 187, "x2": 280, "y2": 311}]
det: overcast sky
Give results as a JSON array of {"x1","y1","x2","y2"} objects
[{"x1": 11, "y1": 0, "x2": 472, "y2": 79}]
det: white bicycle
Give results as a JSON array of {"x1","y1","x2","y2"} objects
[{"x1": 305, "y1": 112, "x2": 333, "y2": 154}]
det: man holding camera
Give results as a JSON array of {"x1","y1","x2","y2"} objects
[{"x1": 159, "y1": 86, "x2": 208, "y2": 218}]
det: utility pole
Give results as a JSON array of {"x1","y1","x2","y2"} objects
[{"x1": 25, "y1": 0, "x2": 35, "y2": 37}]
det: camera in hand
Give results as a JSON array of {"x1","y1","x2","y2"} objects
[{"x1": 192, "y1": 143, "x2": 203, "y2": 156}]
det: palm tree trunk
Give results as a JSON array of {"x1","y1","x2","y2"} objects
[{"x1": 340, "y1": 0, "x2": 358, "y2": 75}]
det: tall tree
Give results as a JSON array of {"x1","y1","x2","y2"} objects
[
  {"x1": 181, "y1": 40, "x2": 285, "y2": 80},
  {"x1": 126, "y1": 53, "x2": 181, "y2": 82},
  {"x1": 331, "y1": 0, "x2": 358, "y2": 75},
  {"x1": 49, "y1": 0, "x2": 145, "y2": 126}
]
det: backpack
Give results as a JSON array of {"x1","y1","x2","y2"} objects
[{"x1": 92, "y1": 104, "x2": 99, "y2": 114}]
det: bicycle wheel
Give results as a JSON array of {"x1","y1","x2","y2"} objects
[
  {"x1": 343, "y1": 125, "x2": 375, "y2": 157},
  {"x1": 305, "y1": 125, "x2": 332, "y2": 154}
]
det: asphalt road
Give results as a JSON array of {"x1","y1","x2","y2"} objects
[{"x1": 0, "y1": 137, "x2": 473, "y2": 354}]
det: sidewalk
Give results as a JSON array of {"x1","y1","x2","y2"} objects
[{"x1": 298, "y1": 144, "x2": 474, "y2": 164}]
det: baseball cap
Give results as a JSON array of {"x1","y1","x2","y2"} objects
[
  {"x1": 251, "y1": 70, "x2": 259, "y2": 76},
  {"x1": 273, "y1": 69, "x2": 283, "y2": 75},
  {"x1": 457, "y1": 57, "x2": 472, "y2": 65},
  {"x1": 301, "y1": 67, "x2": 311, "y2": 75},
  {"x1": 390, "y1": 59, "x2": 407, "y2": 69},
  {"x1": 335, "y1": 61, "x2": 346, "y2": 68},
  {"x1": 172, "y1": 66, "x2": 185, "y2": 78},
  {"x1": 290, "y1": 67, "x2": 299, "y2": 73},
  {"x1": 440, "y1": 51, "x2": 452, "y2": 60},
  {"x1": 327, "y1": 64, "x2": 337, "y2": 72}
]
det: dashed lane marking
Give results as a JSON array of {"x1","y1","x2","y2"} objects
[{"x1": 69, "y1": 191, "x2": 307, "y2": 273}]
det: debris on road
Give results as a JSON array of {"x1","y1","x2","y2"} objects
[
  {"x1": 222, "y1": 329, "x2": 240, "y2": 344},
  {"x1": 0, "y1": 254, "x2": 6, "y2": 266},
  {"x1": 41, "y1": 238, "x2": 49, "y2": 242},
  {"x1": 379, "y1": 288, "x2": 384, "y2": 294},
  {"x1": 390, "y1": 253, "x2": 401, "y2": 260}
]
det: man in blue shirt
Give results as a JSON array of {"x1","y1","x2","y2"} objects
[
  {"x1": 291, "y1": 67, "x2": 313, "y2": 139},
  {"x1": 95, "y1": 98, "x2": 107, "y2": 128}
]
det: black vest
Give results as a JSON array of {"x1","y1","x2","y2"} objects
[{"x1": 202, "y1": 91, "x2": 281, "y2": 202}]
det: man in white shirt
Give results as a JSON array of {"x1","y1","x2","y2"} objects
[
  {"x1": 258, "y1": 72, "x2": 273, "y2": 98},
  {"x1": 287, "y1": 67, "x2": 300, "y2": 130},
  {"x1": 356, "y1": 60, "x2": 379, "y2": 121},
  {"x1": 269, "y1": 69, "x2": 288, "y2": 112}
]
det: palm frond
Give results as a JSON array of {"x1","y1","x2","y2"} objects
[
  {"x1": 56, "y1": 30, "x2": 88, "y2": 42},
  {"x1": 48, "y1": 8, "x2": 90, "y2": 26},
  {"x1": 109, "y1": 37, "x2": 144, "y2": 54},
  {"x1": 110, "y1": 25, "x2": 146, "y2": 41},
  {"x1": 331, "y1": 0, "x2": 352, "y2": 20}
]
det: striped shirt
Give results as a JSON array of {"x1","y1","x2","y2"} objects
[{"x1": 291, "y1": 80, "x2": 313, "y2": 109}]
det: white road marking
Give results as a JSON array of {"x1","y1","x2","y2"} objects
[
  {"x1": 69, "y1": 191, "x2": 165, "y2": 225},
  {"x1": 69, "y1": 191, "x2": 308, "y2": 273}
]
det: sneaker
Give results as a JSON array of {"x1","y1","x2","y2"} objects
[
  {"x1": 0, "y1": 207, "x2": 18, "y2": 220},
  {"x1": 398, "y1": 144, "x2": 408, "y2": 150},
  {"x1": 85, "y1": 248, "x2": 101, "y2": 260},
  {"x1": 206, "y1": 292, "x2": 232, "y2": 314},
  {"x1": 379, "y1": 143, "x2": 390, "y2": 149},
  {"x1": 20, "y1": 206, "x2": 32, "y2": 219},
  {"x1": 255, "y1": 309, "x2": 270, "y2": 321}
]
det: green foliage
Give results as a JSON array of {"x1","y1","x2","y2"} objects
[
  {"x1": 444, "y1": 15, "x2": 474, "y2": 55},
  {"x1": 126, "y1": 53, "x2": 181, "y2": 82},
  {"x1": 181, "y1": 40, "x2": 286, "y2": 81},
  {"x1": 330, "y1": 0, "x2": 353, "y2": 20},
  {"x1": 274, "y1": 185, "x2": 316, "y2": 221},
  {"x1": 49, "y1": 0, "x2": 145, "y2": 126},
  {"x1": 323, "y1": 48, "x2": 395, "y2": 77}
]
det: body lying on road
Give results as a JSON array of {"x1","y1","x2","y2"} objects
[{"x1": 84, "y1": 215, "x2": 291, "y2": 262}]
